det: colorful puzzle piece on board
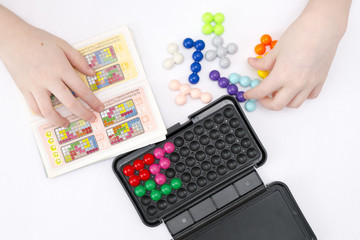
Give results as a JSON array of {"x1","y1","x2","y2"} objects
[
  {"x1": 100, "y1": 99, "x2": 137, "y2": 127},
  {"x1": 87, "y1": 64, "x2": 125, "y2": 91},
  {"x1": 85, "y1": 46, "x2": 117, "y2": 70},
  {"x1": 55, "y1": 120, "x2": 93, "y2": 145},
  {"x1": 106, "y1": 117, "x2": 144, "y2": 145},
  {"x1": 61, "y1": 135, "x2": 99, "y2": 163}
]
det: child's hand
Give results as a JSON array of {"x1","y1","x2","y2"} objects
[
  {"x1": 0, "y1": 6, "x2": 104, "y2": 127},
  {"x1": 244, "y1": 0, "x2": 351, "y2": 110}
]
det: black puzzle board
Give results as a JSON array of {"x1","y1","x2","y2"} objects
[
  {"x1": 113, "y1": 96, "x2": 266, "y2": 226},
  {"x1": 184, "y1": 183, "x2": 316, "y2": 240}
]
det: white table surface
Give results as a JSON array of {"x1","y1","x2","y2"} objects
[{"x1": 0, "y1": 0, "x2": 359, "y2": 239}]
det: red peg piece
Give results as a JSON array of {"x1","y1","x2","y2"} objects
[
  {"x1": 143, "y1": 153, "x2": 155, "y2": 165},
  {"x1": 133, "y1": 159, "x2": 144, "y2": 171},
  {"x1": 129, "y1": 175, "x2": 140, "y2": 187},
  {"x1": 123, "y1": 165, "x2": 134, "y2": 177},
  {"x1": 139, "y1": 169, "x2": 151, "y2": 181}
]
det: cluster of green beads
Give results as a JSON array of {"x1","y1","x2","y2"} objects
[
  {"x1": 134, "y1": 178, "x2": 182, "y2": 201},
  {"x1": 202, "y1": 12, "x2": 225, "y2": 35}
]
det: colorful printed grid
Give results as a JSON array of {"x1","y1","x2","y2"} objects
[
  {"x1": 100, "y1": 99, "x2": 137, "y2": 127},
  {"x1": 87, "y1": 64, "x2": 124, "y2": 91},
  {"x1": 55, "y1": 120, "x2": 93, "y2": 145},
  {"x1": 106, "y1": 117, "x2": 144, "y2": 145},
  {"x1": 61, "y1": 135, "x2": 99, "y2": 163},
  {"x1": 85, "y1": 46, "x2": 117, "y2": 70}
]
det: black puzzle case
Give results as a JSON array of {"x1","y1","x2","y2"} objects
[{"x1": 113, "y1": 96, "x2": 316, "y2": 240}]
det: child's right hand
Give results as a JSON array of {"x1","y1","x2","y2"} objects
[{"x1": 0, "y1": 7, "x2": 104, "y2": 127}]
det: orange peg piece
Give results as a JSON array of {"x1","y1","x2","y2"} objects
[
  {"x1": 260, "y1": 34, "x2": 272, "y2": 45},
  {"x1": 270, "y1": 40, "x2": 278, "y2": 49},
  {"x1": 255, "y1": 44, "x2": 266, "y2": 55}
]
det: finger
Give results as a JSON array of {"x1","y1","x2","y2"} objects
[
  {"x1": 23, "y1": 91, "x2": 43, "y2": 117},
  {"x1": 244, "y1": 72, "x2": 282, "y2": 100},
  {"x1": 58, "y1": 40, "x2": 95, "y2": 76},
  {"x1": 247, "y1": 50, "x2": 277, "y2": 71},
  {"x1": 287, "y1": 88, "x2": 313, "y2": 108},
  {"x1": 62, "y1": 66, "x2": 104, "y2": 112},
  {"x1": 308, "y1": 83, "x2": 324, "y2": 99},
  {"x1": 50, "y1": 83, "x2": 97, "y2": 123},
  {"x1": 34, "y1": 91, "x2": 69, "y2": 127},
  {"x1": 258, "y1": 87, "x2": 298, "y2": 111}
]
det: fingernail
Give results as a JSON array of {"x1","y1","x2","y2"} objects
[
  {"x1": 90, "y1": 114, "x2": 97, "y2": 123},
  {"x1": 96, "y1": 104, "x2": 105, "y2": 112},
  {"x1": 62, "y1": 121, "x2": 69, "y2": 128},
  {"x1": 88, "y1": 67, "x2": 95, "y2": 75}
]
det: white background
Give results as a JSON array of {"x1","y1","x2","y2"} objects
[{"x1": 0, "y1": 0, "x2": 359, "y2": 239}]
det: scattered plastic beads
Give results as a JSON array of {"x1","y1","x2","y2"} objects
[
  {"x1": 205, "y1": 36, "x2": 238, "y2": 69},
  {"x1": 202, "y1": 12, "x2": 225, "y2": 35},
  {"x1": 169, "y1": 79, "x2": 212, "y2": 105},
  {"x1": 183, "y1": 38, "x2": 205, "y2": 84},
  {"x1": 254, "y1": 34, "x2": 278, "y2": 79},
  {"x1": 163, "y1": 43, "x2": 184, "y2": 70},
  {"x1": 209, "y1": 70, "x2": 260, "y2": 112}
]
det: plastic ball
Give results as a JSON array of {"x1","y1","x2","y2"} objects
[
  {"x1": 133, "y1": 159, "x2": 144, "y2": 171},
  {"x1": 190, "y1": 62, "x2": 201, "y2": 73},
  {"x1": 205, "y1": 50, "x2": 217, "y2": 61},
  {"x1": 226, "y1": 43, "x2": 238, "y2": 55},
  {"x1": 270, "y1": 40, "x2": 277, "y2": 49},
  {"x1": 209, "y1": 70, "x2": 220, "y2": 81},
  {"x1": 227, "y1": 84, "x2": 238, "y2": 95},
  {"x1": 163, "y1": 142, "x2": 175, "y2": 153},
  {"x1": 218, "y1": 77, "x2": 229, "y2": 88},
  {"x1": 245, "y1": 100, "x2": 257, "y2": 112},
  {"x1": 139, "y1": 169, "x2": 151, "y2": 181},
  {"x1": 192, "y1": 51, "x2": 203, "y2": 62},
  {"x1": 145, "y1": 180, "x2": 156, "y2": 191},
  {"x1": 202, "y1": 12, "x2": 214, "y2": 23},
  {"x1": 189, "y1": 73, "x2": 200, "y2": 84},
  {"x1": 258, "y1": 70, "x2": 269, "y2": 79},
  {"x1": 155, "y1": 173, "x2": 167, "y2": 185},
  {"x1": 202, "y1": 23, "x2": 213, "y2": 35},
  {"x1": 175, "y1": 94, "x2": 187, "y2": 105},
  {"x1": 143, "y1": 153, "x2": 155, "y2": 165},
  {"x1": 229, "y1": 73, "x2": 241, "y2": 84},
  {"x1": 154, "y1": 148, "x2": 165, "y2": 159},
  {"x1": 190, "y1": 88, "x2": 202, "y2": 99},
  {"x1": 255, "y1": 44, "x2": 266, "y2": 55},
  {"x1": 214, "y1": 24, "x2": 224, "y2": 35},
  {"x1": 194, "y1": 40, "x2": 205, "y2": 51},
  {"x1": 214, "y1": 13, "x2": 225, "y2": 24},
  {"x1": 134, "y1": 185, "x2": 146, "y2": 197},
  {"x1": 159, "y1": 157, "x2": 171, "y2": 169},
  {"x1": 129, "y1": 175, "x2": 140, "y2": 187},
  {"x1": 169, "y1": 79, "x2": 181, "y2": 91},
  {"x1": 219, "y1": 57, "x2": 231, "y2": 68},
  {"x1": 200, "y1": 93, "x2": 212, "y2": 103},
  {"x1": 161, "y1": 184, "x2": 172, "y2": 195},
  {"x1": 151, "y1": 190, "x2": 162, "y2": 201},
  {"x1": 250, "y1": 79, "x2": 261, "y2": 88},
  {"x1": 167, "y1": 43, "x2": 178, "y2": 54},
  {"x1": 260, "y1": 34, "x2": 272, "y2": 46},
  {"x1": 239, "y1": 76, "x2": 251, "y2": 87},
  {"x1": 216, "y1": 46, "x2": 227, "y2": 58},
  {"x1": 183, "y1": 38, "x2": 194, "y2": 49},
  {"x1": 149, "y1": 163, "x2": 161, "y2": 175},
  {"x1": 212, "y1": 36, "x2": 224, "y2": 47},
  {"x1": 123, "y1": 165, "x2": 135, "y2": 177},
  {"x1": 173, "y1": 52, "x2": 184, "y2": 64},
  {"x1": 171, "y1": 178, "x2": 182, "y2": 190},
  {"x1": 236, "y1": 91, "x2": 246, "y2": 102},
  {"x1": 163, "y1": 58, "x2": 174, "y2": 70},
  {"x1": 179, "y1": 84, "x2": 191, "y2": 95}
]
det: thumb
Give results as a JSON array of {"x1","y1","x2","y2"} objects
[
  {"x1": 58, "y1": 40, "x2": 95, "y2": 76},
  {"x1": 247, "y1": 51, "x2": 277, "y2": 71}
]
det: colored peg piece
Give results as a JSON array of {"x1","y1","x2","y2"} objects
[
  {"x1": 205, "y1": 36, "x2": 238, "y2": 68},
  {"x1": 169, "y1": 80, "x2": 212, "y2": 105}
]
